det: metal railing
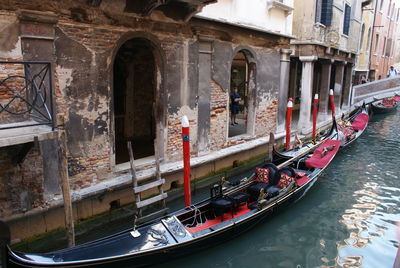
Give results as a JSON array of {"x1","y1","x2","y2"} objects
[{"x1": 0, "y1": 61, "x2": 54, "y2": 130}]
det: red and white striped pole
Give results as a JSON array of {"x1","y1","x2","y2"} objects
[
  {"x1": 312, "y1": 93, "x2": 319, "y2": 141},
  {"x1": 329, "y1": 89, "x2": 335, "y2": 120},
  {"x1": 181, "y1": 115, "x2": 191, "y2": 207},
  {"x1": 285, "y1": 98, "x2": 293, "y2": 151}
]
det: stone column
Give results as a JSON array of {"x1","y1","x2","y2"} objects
[
  {"x1": 341, "y1": 63, "x2": 353, "y2": 110},
  {"x1": 334, "y1": 61, "x2": 345, "y2": 114},
  {"x1": 298, "y1": 56, "x2": 317, "y2": 134},
  {"x1": 276, "y1": 49, "x2": 292, "y2": 133},
  {"x1": 319, "y1": 60, "x2": 333, "y2": 120}
]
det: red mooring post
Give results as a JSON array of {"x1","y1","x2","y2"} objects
[
  {"x1": 182, "y1": 115, "x2": 191, "y2": 207},
  {"x1": 312, "y1": 93, "x2": 319, "y2": 141},
  {"x1": 329, "y1": 89, "x2": 335, "y2": 120},
  {"x1": 285, "y1": 98, "x2": 293, "y2": 151}
]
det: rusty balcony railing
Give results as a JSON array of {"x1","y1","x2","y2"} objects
[{"x1": 0, "y1": 61, "x2": 54, "y2": 130}]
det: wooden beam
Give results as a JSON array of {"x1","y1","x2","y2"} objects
[
  {"x1": 136, "y1": 193, "x2": 168, "y2": 208},
  {"x1": 133, "y1": 179, "x2": 165, "y2": 194},
  {"x1": 57, "y1": 131, "x2": 75, "y2": 247}
]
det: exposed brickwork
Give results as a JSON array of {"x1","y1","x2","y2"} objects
[
  {"x1": 0, "y1": 145, "x2": 44, "y2": 218},
  {"x1": 255, "y1": 96, "x2": 278, "y2": 137},
  {"x1": 58, "y1": 22, "x2": 123, "y2": 53},
  {"x1": 210, "y1": 80, "x2": 228, "y2": 151},
  {"x1": 165, "y1": 114, "x2": 198, "y2": 162},
  {"x1": 67, "y1": 155, "x2": 110, "y2": 189},
  {"x1": 0, "y1": 59, "x2": 28, "y2": 123}
]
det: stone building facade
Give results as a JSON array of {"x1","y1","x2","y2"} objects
[
  {"x1": 287, "y1": 0, "x2": 363, "y2": 135},
  {"x1": 0, "y1": 0, "x2": 292, "y2": 240}
]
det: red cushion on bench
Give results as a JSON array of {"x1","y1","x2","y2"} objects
[{"x1": 255, "y1": 167, "x2": 270, "y2": 184}]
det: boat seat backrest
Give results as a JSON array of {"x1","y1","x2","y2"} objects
[
  {"x1": 278, "y1": 167, "x2": 296, "y2": 178},
  {"x1": 210, "y1": 184, "x2": 223, "y2": 199},
  {"x1": 261, "y1": 163, "x2": 279, "y2": 185}
]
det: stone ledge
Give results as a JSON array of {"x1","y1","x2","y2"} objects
[{"x1": 0, "y1": 122, "x2": 56, "y2": 147}]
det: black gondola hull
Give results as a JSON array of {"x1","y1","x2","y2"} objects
[{"x1": 8, "y1": 173, "x2": 319, "y2": 268}]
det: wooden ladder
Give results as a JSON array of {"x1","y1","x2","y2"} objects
[{"x1": 127, "y1": 140, "x2": 168, "y2": 224}]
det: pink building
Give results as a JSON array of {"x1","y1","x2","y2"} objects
[{"x1": 370, "y1": 0, "x2": 400, "y2": 80}]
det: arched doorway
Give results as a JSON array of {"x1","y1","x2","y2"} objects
[
  {"x1": 113, "y1": 38, "x2": 157, "y2": 164},
  {"x1": 229, "y1": 50, "x2": 256, "y2": 137}
]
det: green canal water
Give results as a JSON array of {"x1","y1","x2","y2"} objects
[{"x1": 16, "y1": 110, "x2": 400, "y2": 267}]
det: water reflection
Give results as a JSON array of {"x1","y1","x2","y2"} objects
[{"x1": 336, "y1": 112, "x2": 400, "y2": 268}]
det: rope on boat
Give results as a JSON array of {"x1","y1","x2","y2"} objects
[{"x1": 186, "y1": 205, "x2": 207, "y2": 227}]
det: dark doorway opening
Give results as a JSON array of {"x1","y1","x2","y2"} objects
[
  {"x1": 229, "y1": 51, "x2": 249, "y2": 137},
  {"x1": 113, "y1": 39, "x2": 156, "y2": 164}
]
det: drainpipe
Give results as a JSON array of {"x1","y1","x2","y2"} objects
[{"x1": 368, "y1": 0, "x2": 379, "y2": 80}]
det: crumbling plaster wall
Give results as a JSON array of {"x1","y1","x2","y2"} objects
[{"x1": 0, "y1": 0, "x2": 288, "y2": 204}]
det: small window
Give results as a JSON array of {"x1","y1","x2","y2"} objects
[
  {"x1": 343, "y1": 4, "x2": 351, "y2": 35},
  {"x1": 366, "y1": 27, "x2": 372, "y2": 51},
  {"x1": 382, "y1": 37, "x2": 387, "y2": 55},
  {"x1": 374, "y1": 34, "x2": 379, "y2": 53},
  {"x1": 316, "y1": 0, "x2": 333, "y2": 26}
]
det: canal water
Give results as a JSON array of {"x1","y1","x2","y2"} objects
[{"x1": 15, "y1": 110, "x2": 400, "y2": 267}]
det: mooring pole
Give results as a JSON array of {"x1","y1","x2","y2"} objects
[
  {"x1": 285, "y1": 98, "x2": 293, "y2": 151},
  {"x1": 312, "y1": 93, "x2": 319, "y2": 141},
  {"x1": 0, "y1": 221, "x2": 10, "y2": 268},
  {"x1": 181, "y1": 115, "x2": 191, "y2": 207},
  {"x1": 329, "y1": 89, "x2": 335, "y2": 120},
  {"x1": 57, "y1": 131, "x2": 75, "y2": 247}
]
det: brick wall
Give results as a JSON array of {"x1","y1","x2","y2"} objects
[
  {"x1": 0, "y1": 60, "x2": 29, "y2": 124},
  {"x1": 255, "y1": 94, "x2": 278, "y2": 137},
  {"x1": 210, "y1": 80, "x2": 228, "y2": 151},
  {"x1": 0, "y1": 145, "x2": 43, "y2": 218}
]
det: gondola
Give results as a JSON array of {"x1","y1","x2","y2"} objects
[
  {"x1": 336, "y1": 103, "x2": 370, "y2": 148},
  {"x1": 6, "y1": 139, "x2": 341, "y2": 268},
  {"x1": 273, "y1": 104, "x2": 369, "y2": 162},
  {"x1": 272, "y1": 118, "x2": 338, "y2": 159},
  {"x1": 371, "y1": 97, "x2": 398, "y2": 114}
]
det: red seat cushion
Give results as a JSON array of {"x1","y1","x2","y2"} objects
[
  {"x1": 277, "y1": 173, "x2": 294, "y2": 189},
  {"x1": 255, "y1": 167, "x2": 270, "y2": 184}
]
